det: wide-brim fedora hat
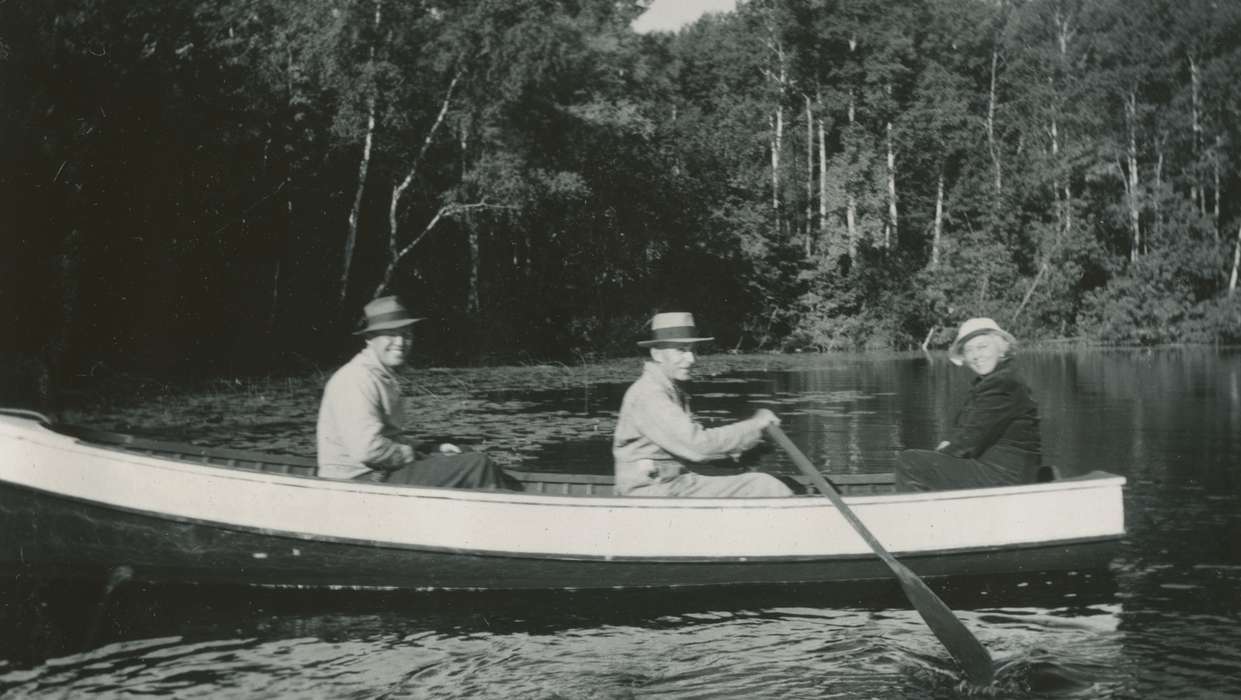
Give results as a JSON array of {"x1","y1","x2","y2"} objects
[
  {"x1": 353, "y1": 295, "x2": 426, "y2": 335},
  {"x1": 948, "y1": 317, "x2": 1016, "y2": 366},
  {"x1": 637, "y1": 312, "x2": 715, "y2": 348}
]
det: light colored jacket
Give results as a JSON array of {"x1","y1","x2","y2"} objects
[
  {"x1": 316, "y1": 348, "x2": 416, "y2": 479},
  {"x1": 612, "y1": 362, "x2": 766, "y2": 494}
]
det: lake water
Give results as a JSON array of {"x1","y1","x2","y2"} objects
[{"x1": 2, "y1": 348, "x2": 1240, "y2": 698}]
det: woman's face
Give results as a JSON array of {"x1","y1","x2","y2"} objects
[{"x1": 962, "y1": 334, "x2": 1005, "y2": 376}]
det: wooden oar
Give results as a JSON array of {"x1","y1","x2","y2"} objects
[{"x1": 765, "y1": 424, "x2": 995, "y2": 685}]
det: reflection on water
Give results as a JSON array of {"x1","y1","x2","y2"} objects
[
  {"x1": 2, "y1": 573, "x2": 1126, "y2": 698},
  {"x1": 518, "y1": 348, "x2": 1241, "y2": 487},
  {"x1": 3, "y1": 348, "x2": 1241, "y2": 697}
]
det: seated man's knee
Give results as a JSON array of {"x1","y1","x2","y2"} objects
[
  {"x1": 744, "y1": 472, "x2": 794, "y2": 497},
  {"x1": 772, "y1": 474, "x2": 807, "y2": 495}
]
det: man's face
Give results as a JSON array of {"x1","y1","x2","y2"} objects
[
  {"x1": 650, "y1": 345, "x2": 696, "y2": 382},
  {"x1": 366, "y1": 328, "x2": 413, "y2": 368}
]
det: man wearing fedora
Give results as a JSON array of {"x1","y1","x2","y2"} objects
[
  {"x1": 316, "y1": 295, "x2": 519, "y2": 490},
  {"x1": 612, "y1": 312, "x2": 794, "y2": 497}
]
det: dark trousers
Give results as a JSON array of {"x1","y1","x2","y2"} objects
[
  {"x1": 356, "y1": 452, "x2": 523, "y2": 491},
  {"x1": 894, "y1": 445, "x2": 1042, "y2": 493}
]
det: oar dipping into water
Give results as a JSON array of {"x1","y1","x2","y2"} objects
[{"x1": 766, "y1": 424, "x2": 996, "y2": 686}]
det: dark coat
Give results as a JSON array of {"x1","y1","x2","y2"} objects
[{"x1": 940, "y1": 358, "x2": 1041, "y2": 461}]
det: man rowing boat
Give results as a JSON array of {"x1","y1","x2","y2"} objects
[{"x1": 612, "y1": 312, "x2": 794, "y2": 497}]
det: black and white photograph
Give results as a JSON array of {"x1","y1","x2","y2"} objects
[{"x1": 2, "y1": 0, "x2": 1240, "y2": 696}]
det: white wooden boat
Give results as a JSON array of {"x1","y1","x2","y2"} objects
[{"x1": 0, "y1": 409, "x2": 1126, "y2": 590}]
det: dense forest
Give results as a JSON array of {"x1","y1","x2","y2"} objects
[{"x1": 3, "y1": 0, "x2": 1241, "y2": 378}]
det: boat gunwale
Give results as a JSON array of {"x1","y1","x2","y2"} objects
[{"x1": 0, "y1": 410, "x2": 1126, "y2": 510}]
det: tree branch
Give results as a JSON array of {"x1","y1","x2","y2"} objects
[
  {"x1": 398, "y1": 201, "x2": 493, "y2": 259},
  {"x1": 388, "y1": 67, "x2": 466, "y2": 259},
  {"x1": 375, "y1": 200, "x2": 515, "y2": 297}
]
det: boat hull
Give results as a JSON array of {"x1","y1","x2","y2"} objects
[
  {"x1": 0, "y1": 411, "x2": 1127, "y2": 591},
  {"x1": 1, "y1": 481, "x2": 1120, "y2": 590}
]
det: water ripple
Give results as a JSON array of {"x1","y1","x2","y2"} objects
[{"x1": 7, "y1": 349, "x2": 1241, "y2": 697}]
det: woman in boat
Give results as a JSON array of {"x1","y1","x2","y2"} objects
[
  {"x1": 895, "y1": 317, "x2": 1043, "y2": 492},
  {"x1": 612, "y1": 312, "x2": 794, "y2": 497},
  {"x1": 316, "y1": 296, "x2": 520, "y2": 490}
]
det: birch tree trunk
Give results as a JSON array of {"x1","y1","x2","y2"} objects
[
  {"x1": 670, "y1": 103, "x2": 680, "y2": 177},
  {"x1": 1155, "y1": 136, "x2": 1165, "y2": 239},
  {"x1": 461, "y1": 123, "x2": 481, "y2": 314},
  {"x1": 339, "y1": 105, "x2": 374, "y2": 305},
  {"x1": 770, "y1": 112, "x2": 781, "y2": 216},
  {"x1": 340, "y1": 0, "x2": 383, "y2": 307},
  {"x1": 818, "y1": 113, "x2": 828, "y2": 239},
  {"x1": 988, "y1": 47, "x2": 1003, "y2": 196},
  {"x1": 1063, "y1": 181, "x2": 1073, "y2": 240},
  {"x1": 765, "y1": 33, "x2": 787, "y2": 233},
  {"x1": 764, "y1": 112, "x2": 774, "y2": 214},
  {"x1": 1189, "y1": 52, "x2": 1204, "y2": 218},
  {"x1": 931, "y1": 167, "x2": 944, "y2": 270},
  {"x1": 1051, "y1": 111, "x2": 1063, "y2": 235},
  {"x1": 270, "y1": 44, "x2": 301, "y2": 336},
  {"x1": 1049, "y1": 110, "x2": 1072, "y2": 242},
  {"x1": 1013, "y1": 262, "x2": 1046, "y2": 323},
  {"x1": 381, "y1": 70, "x2": 462, "y2": 294},
  {"x1": 1213, "y1": 135, "x2": 1221, "y2": 239},
  {"x1": 846, "y1": 35, "x2": 858, "y2": 256},
  {"x1": 1125, "y1": 89, "x2": 1141, "y2": 263},
  {"x1": 1019, "y1": 47, "x2": 1075, "y2": 327},
  {"x1": 804, "y1": 94, "x2": 814, "y2": 257},
  {"x1": 1054, "y1": 10, "x2": 1074, "y2": 242},
  {"x1": 376, "y1": 201, "x2": 506, "y2": 297},
  {"x1": 885, "y1": 118, "x2": 897, "y2": 249},
  {"x1": 1230, "y1": 222, "x2": 1241, "y2": 297}
]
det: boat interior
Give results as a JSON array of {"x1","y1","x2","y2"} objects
[{"x1": 43, "y1": 419, "x2": 895, "y2": 497}]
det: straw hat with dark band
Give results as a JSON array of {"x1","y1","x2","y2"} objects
[
  {"x1": 637, "y1": 312, "x2": 714, "y2": 348},
  {"x1": 947, "y1": 317, "x2": 1016, "y2": 366},
  {"x1": 354, "y1": 296, "x2": 425, "y2": 335}
]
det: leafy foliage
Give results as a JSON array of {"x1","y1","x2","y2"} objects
[{"x1": 4, "y1": 0, "x2": 1241, "y2": 376}]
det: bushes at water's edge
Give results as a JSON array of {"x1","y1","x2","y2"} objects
[
  {"x1": 5, "y1": 0, "x2": 1241, "y2": 372},
  {"x1": 1077, "y1": 239, "x2": 1241, "y2": 345}
]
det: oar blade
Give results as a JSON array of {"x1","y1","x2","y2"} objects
[
  {"x1": 764, "y1": 424, "x2": 995, "y2": 686},
  {"x1": 891, "y1": 562, "x2": 994, "y2": 685}
]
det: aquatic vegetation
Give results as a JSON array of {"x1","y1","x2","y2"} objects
[{"x1": 60, "y1": 356, "x2": 813, "y2": 468}]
